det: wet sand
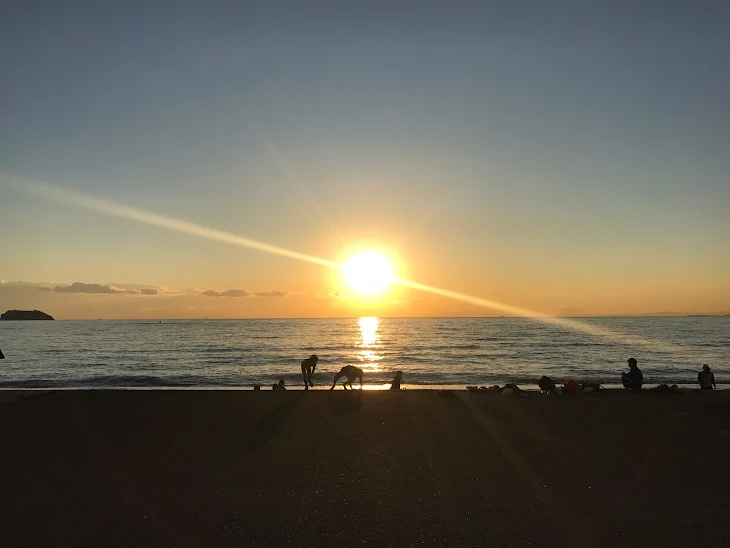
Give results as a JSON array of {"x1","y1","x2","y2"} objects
[{"x1": 1, "y1": 389, "x2": 729, "y2": 547}]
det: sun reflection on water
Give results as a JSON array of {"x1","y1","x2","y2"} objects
[{"x1": 356, "y1": 316, "x2": 381, "y2": 373}]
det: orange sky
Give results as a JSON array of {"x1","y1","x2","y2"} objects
[{"x1": 2, "y1": 4, "x2": 730, "y2": 319}]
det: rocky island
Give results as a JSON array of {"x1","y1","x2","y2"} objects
[{"x1": 0, "y1": 310, "x2": 55, "y2": 321}]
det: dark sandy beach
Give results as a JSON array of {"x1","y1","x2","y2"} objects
[{"x1": 1, "y1": 389, "x2": 729, "y2": 547}]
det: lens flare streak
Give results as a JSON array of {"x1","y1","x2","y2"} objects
[{"x1": 4, "y1": 175, "x2": 683, "y2": 355}]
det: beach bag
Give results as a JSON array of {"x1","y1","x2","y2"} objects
[
  {"x1": 538, "y1": 376, "x2": 556, "y2": 392},
  {"x1": 564, "y1": 380, "x2": 582, "y2": 395}
]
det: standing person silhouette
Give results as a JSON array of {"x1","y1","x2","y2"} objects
[{"x1": 301, "y1": 354, "x2": 318, "y2": 390}]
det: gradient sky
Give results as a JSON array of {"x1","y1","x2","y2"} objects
[{"x1": 1, "y1": 1, "x2": 729, "y2": 319}]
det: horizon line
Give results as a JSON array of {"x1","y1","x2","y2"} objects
[{"x1": 15, "y1": 313, "x2": 730, "y2": 321}]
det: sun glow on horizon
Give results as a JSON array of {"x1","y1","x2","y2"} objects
[
  {"x1": 6, "y1": 177, "x2": 688, "y2": 355},
  {"x1": 343, "y1": 251, "x2": 395, "y2": 296}
]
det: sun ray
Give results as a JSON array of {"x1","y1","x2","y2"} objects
[{"x1": 2, "y1": 174, "x2": 684, "y2": 354}]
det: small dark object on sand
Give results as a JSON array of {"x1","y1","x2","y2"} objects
[
  {"x1": 654, "y1": 384, "x2": 680, "y2": 393},
  {"x1": 539, "y1": 376, "x2": 556, "y2": 392},
  {"x1": 253, "y1": 385, "x2": 260, "y2": 391},
  {"x1": 467, "y1": 385, "x2": 501, "y2": 394}
]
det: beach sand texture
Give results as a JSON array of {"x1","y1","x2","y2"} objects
[{"x1": 1, "y1": 389, "x2": 729, "y2": 547}]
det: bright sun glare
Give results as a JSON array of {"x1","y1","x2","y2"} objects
[{"x1": 343, "y1": 251, "x2": 394, "y2": 295}]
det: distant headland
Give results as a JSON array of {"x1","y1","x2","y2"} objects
[{"x1": 0, "y1": 310, "x2": 55, "y2": 321}]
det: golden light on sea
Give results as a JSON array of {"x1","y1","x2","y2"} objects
[{"x1": 356, "y1": 316, "x2": 381, "y2": 373}]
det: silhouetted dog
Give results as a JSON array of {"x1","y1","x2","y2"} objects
[{"x1": 330, "y1": 366, "x2": 363, "y2": 390}]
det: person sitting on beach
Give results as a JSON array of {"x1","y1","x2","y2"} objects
[
  {"x1": 277, "y1": 379, "x2": 286, "y2": 391},
  {"x1": 272, "y1": 383, "x2": 279, "y2": 391},
  {"x1": 698, "y1": 364, "x2": 716, "y2": 391},
  {"x1": 621, "y1": 358, "x2": 643, "y2": 390},
  {"x1": 330, "y1": 365, "x2": 363, "y2": 390},
  {"x1": 301, "y1": 354, "x2": 318, "y2": 390},
  {"x1": 390, "y1": 371, "x2": 403, "y2": 390}
]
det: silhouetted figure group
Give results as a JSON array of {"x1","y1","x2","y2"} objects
[
  {"x1": 619, "y1": 359, "x2": 716, "y2": 391},
  {"x1": 256, "y1": 354, "x2": 718, "y2": 392},
  {"x1": 295, "y1": 355, "x2": 401, "y2": 391}
]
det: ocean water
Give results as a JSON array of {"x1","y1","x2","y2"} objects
[{"x1": 0, "y1": 317, "x2": 727, "y2": 389}]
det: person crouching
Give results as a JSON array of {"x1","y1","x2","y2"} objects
[{"x1": 621, "y1": 358, "x2": 643, "y2": 390}]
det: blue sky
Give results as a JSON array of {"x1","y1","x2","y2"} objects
[{"x1": 1, "y1": 1, "x2": 729, "y2": 318}]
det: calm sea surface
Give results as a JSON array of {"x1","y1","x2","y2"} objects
[{"x1": 0, "y1": 317, "x2": 727, "y2": 389}]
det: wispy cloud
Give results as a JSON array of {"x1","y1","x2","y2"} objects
[
  {"x1": 202, "y1": 289, "x2": 250, "y2": 298},
  {"x1": 253, "y1": 290, "x2": 287, "y2": 298},
  {"x1": 40, "y1": 282, "x2": 160, "y2": 295},
  {"x1": 21, "y1": 280, "x2": 287, "y2": 299},
  {"x1": 52, "y1": 282, "x2": 124, "y2": 294},
  {"x1": 125, "y1": 288, "x2": 160, "y2": 295},
  {"x1": 2, "y1": 280, "x2": 46, "y2": 287}
]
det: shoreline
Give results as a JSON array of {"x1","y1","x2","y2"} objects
[{"x1": 0, "y1": 382, "x2": 725, "y2": 392}]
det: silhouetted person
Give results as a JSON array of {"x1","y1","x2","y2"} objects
[
  {"x1": 253, "y1": 384, "x2": 261, "y2": 391},
  {"x1": 278, "y1": 379, "x2": 286, "y2": 391},
  {"x1": 272, "y1": 383, "x2": 279, "y2": 391},
  {"x1": 301, "y1": 354, "x2": 319, "y2": 390},
  {"x1": 698, "y1": 364, "x2": 716, "y2": 391},
  {"x1": 390, "y1": 371, "x2": 403, "y2": 390},
  {"x1": 621, "y1": 358, "x2": 643, "y2": 390},
  {"x1": 330, "y1": 365, "x2": 363, "y2": 390}
]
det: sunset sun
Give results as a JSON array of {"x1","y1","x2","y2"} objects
[{"x1": 343, "y1": 251, "x2": 395, "y2": 295}]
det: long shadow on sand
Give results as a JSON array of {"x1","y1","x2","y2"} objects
[
  {"x1": 327, "y1": 390, "x2": 362, "y2": 415},
  {"x1": 247, "y1": 394, "x2": 300, "y2": 451}
]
